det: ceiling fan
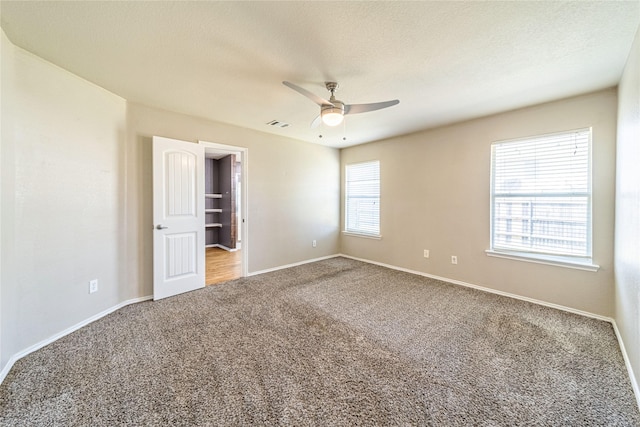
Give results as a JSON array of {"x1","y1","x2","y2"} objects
[{"x1": 283, "y1": 81, "x2": 399, "y2": 128}]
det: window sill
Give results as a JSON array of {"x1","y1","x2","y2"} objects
[
  {"x1": 342, "y1": 231, "x2": 382, "y2": 240},
  {"x1": 485, "y1": 250, "x2": 599, "y2": 272}
]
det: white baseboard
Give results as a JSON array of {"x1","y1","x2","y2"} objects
[
  {"x1": 611, "y1": 321, "x2": 640, "y2": 410},
  {"x1": 248, "y1": 254, "x2": 340, "y2": 276},
  {"x1": 0, "y1": 295, "x2": 153, "y2": 385},
  {"x1": 207, "y1": 244, "x2": 238, "y2": 252},
  {"x1": 340, "y1": 254, "x2": 611, "y2": 321}
]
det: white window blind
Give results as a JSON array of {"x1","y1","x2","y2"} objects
[
  {"x1": 345, "y1": 161, "x2": 380, "y2": 236},
  {"x1": 490, "y1": 129, "x2": 591, "y2": 260}
]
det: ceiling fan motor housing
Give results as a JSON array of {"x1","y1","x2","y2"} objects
[{"x1": 321, "y1": 100, "x2": 344, "y2": 114}]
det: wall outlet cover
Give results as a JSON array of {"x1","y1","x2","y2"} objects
[{"x1": 89, "y1": 279, "x2": 98, "y2": 294}]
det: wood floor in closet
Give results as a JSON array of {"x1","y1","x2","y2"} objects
[{"x1": 206, "y1": 247, "x2": 242, "y2": 285}]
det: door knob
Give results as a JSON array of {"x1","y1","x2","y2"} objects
[{"x1": 156, "y1": 224, "x2": 169, "y2": 230}]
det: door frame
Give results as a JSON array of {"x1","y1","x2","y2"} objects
[{"x1": 199, "y1": 140, "x2": 248, "y2": 278}]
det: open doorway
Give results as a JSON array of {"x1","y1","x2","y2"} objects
[{"x1": 200, "y1": 141, "x2": 247, "y2": 285}]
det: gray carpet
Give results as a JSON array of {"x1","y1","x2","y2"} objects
[{"x1": 1, "y1": 257, "x2": 638, "y2": 426}]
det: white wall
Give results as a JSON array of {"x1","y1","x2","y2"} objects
[
  {"x1": 615, "y1": 26, "x2": 640, "y2": 396},
  {"x1": 1, "y1": 30, "x2": 128, "y2": 370},
  {"x1": 341, "y1": 89, "x2": 618, "y2": 317}
]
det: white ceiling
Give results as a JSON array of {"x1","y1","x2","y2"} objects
[{"x1": 1, "y1": 1, "x2": 638, "y2": 148}]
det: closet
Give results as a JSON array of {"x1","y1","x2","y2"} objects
[{"x1": 205, "y1": 154, "x2": 236, "y2": 250}]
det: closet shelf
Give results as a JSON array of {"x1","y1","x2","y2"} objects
[
  {"x1": 205, "y1": 209, "x2": 223, "y2": 213},
  {"x1": 206, "y1": 223, "x2": 222, "y2": 228},
  {"x1": 205, "y1": 193, "x2": 222, "y2": 199}
]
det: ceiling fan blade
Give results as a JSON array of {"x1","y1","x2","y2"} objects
[
  {"x1": 344, "y1": 100, "x2": 399, "y2": 115},
  {"x1": 283, "y1": 81, "x2": 333, "y2": 106},
  {"x1": 310, "y1": 115, "x2": 322, "y2": 128}
]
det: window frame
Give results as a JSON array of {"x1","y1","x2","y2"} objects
[
  {"x1": 487, "y1": 128, "x2": 599, "y2": 271},
  {"x1": 343, "y1": 160, "x2": 381, "y2": 239}
]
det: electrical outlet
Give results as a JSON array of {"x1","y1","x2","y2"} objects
[
  {"x1": 89, "y1": 279, "x2": 98, "y2": 294},
  {"x1": 451, "y1": 256, "x2": 458, "y2": 265},
  {"x1": 423, "y1": 249, "x2": 429, "y2": 258},
  {"x1": 312, "y1": 240, "x2": 317, "y2": 248}
]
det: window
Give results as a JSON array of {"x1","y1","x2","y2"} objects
[
  {"x1": 345, "y1": 160, "x2": 380, "y2": 237},
  {"x1": 489, "y1": 128, "x2": 595, "y2": 268}
]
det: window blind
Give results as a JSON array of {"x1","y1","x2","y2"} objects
[
  {"x1": 345, "y1": 161, "x2": 380, "y2": 236},
  {"x1": 491, "y1": 129, "x2": 591, "y2": 259}
]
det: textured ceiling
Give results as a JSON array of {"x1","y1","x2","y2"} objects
[{"x1": 1, "y1": 1, "x2": 638, "y2": 148}]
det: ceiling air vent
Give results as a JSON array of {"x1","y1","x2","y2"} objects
[{"x1": 266, "y1": 120, "x2": 290, "y2": 128}]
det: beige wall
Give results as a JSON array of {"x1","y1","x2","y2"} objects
[
  {"x1": 615, "y1": 27, "x2": 640, "y2": 396},
  {"x1": 341, "y1": 89, "x2": 618, "y2": 317},
  {"x1": 1, "y1": 31, "x2": 128, "y2": 369},
  {"x1": 123, "y1": 103, "x2": 340, "y2": 299}
]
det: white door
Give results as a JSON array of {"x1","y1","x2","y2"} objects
[{"x1": 153, "y1": 136, "x2": 205, "y2": 300}]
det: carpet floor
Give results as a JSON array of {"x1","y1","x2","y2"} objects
[{"x1": 1, "y1": 257, "x2": 638, "y2": 426}]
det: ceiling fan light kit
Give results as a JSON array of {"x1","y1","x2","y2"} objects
[{"x1": 321, "y1": 104, "x2": 344, "y2": 126}]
